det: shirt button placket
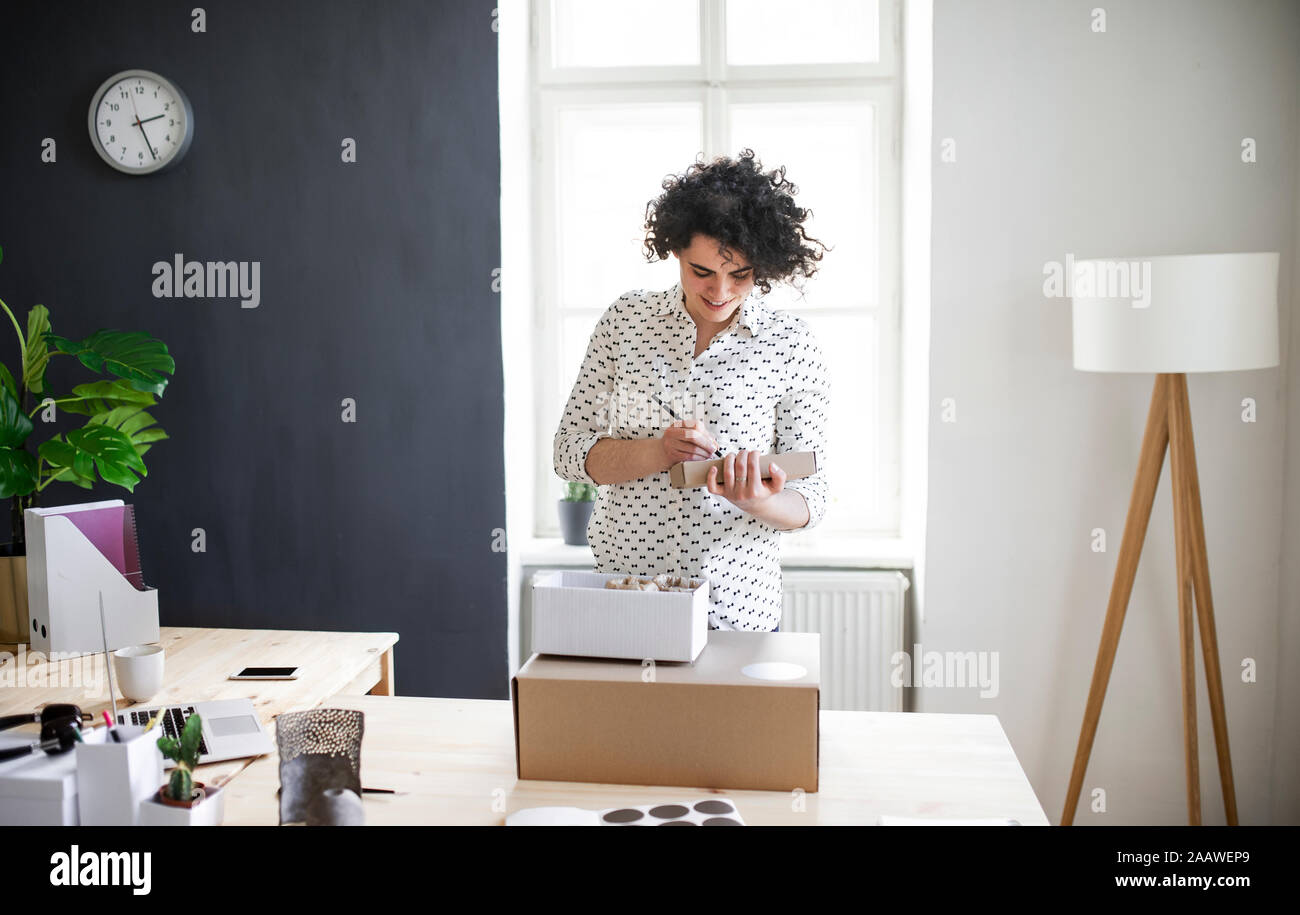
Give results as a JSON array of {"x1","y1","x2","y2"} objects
[{"x1": 675, "y1": 326, "x2": 693, "y2": 578}]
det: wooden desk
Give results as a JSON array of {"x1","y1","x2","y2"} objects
[
  {"x1": 0, "y1": 627, "x2": 398, "y2": 786},
  {"x1": 222, "y1": 694, "x2": 1050, "y2": 826}
]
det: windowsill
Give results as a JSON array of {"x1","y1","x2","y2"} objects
[{"x1": 515, "y1": 535, "x2": 914, "y2": 570}]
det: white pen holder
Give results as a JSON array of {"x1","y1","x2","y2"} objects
[{"x1": 75, "y1": 725, "x2": 164, "y2": 826}]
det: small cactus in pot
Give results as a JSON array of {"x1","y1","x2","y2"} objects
[{"x1": 156, "y1": 713, "x2": 205, "y2": 806}]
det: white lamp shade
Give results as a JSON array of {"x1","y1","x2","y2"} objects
[{"x1": 1071, "y1": 252, "x2": 1279, "y2": 373}]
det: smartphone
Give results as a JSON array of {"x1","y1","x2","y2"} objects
[{"x1": 229, "y1": 666, "x2": 300, "y2": 680}]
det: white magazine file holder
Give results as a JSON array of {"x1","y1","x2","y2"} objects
[{"x1": 24, "y1": 500, "x2": 159, "y2": 655}]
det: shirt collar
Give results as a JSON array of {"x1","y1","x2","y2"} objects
[{"x1": 654, "y1": 281, "x2": 771, "y2": 337}]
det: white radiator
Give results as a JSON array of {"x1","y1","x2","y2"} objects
[{"x1": 780, "y1": 570, "x2": 909, "y2": 712}]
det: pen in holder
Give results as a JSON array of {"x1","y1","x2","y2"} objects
[{"x1": 75, "y1": 724, "x2": 163, "y2": 826}]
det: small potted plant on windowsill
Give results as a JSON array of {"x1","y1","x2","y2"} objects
[
  {"x1": 138, "y1": 713, "x2": 225, "y2": 826},
  {"x1": 557, "y1": 481, "x2": 597, "y2": 546}
]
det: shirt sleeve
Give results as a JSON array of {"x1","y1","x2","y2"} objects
[
  {"x1": 553, "y1": 302, "x2": 619, "y2": 485},
  {"x1": 773, "y1": 319, "x2": 830, "y2": 530}
]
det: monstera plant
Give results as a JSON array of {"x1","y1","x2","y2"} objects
[{"x1": 0, "y1": 244, "x2": 175, "y2": 556}]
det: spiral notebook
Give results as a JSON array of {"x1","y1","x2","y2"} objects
[{"x1": 57, "y1": 503, "x2": 147, "y2": 591}]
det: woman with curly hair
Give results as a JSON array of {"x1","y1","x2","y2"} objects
[{"x1": 554, "y1": 149, "x2": 830, "y2": 631}]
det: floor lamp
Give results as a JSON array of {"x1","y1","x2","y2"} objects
[{"x1": 1062, "y1": 252, "x2": 1279, "y2": 826}]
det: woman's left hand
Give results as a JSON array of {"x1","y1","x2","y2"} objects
[{"x1": 706, "y1": 449, "x2": 787, "y2": 512}]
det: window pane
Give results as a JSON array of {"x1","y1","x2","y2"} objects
[
  {"x1": 553, "y1": 0, "x2": 700, "y2": 68},
  {"x1": 559, "y1": 311, "x2": 604, "y2": 424},
  {"x1": 797, "y1": 311, "x2": 879, "y2": 530},
  {"x1": 729, "y1": 100, "x2": 876, "y2": 311},
  {"x1": 726, "y1": 0, "x2": 879, "y2": 66},
  {"x1": 555, "y1": 102, "x2": 703, "y2": 308}
]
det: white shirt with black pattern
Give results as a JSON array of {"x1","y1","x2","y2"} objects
[{"x1": 553, "y1": 280, "x2": 830, "y2": 631}]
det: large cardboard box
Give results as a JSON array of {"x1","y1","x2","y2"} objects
[
  {"x1": 513, "y1": 631, "x2": 820, "y2": 792},
  {"x1": 531, "y1": 569, "x2": 709, "y2": 662}
]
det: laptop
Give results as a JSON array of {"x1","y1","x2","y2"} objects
[{"x1": 114, "y1": 697, "x2": 273, "y2": 765}]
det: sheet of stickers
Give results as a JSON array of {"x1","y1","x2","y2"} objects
[{"x1": 506, "y1": 798, "x2": 746, "y2": 826}]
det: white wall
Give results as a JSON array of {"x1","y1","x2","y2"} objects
[
  {"x1": 926, "y1": 0, "x2": 1299, "y2": 825},
  {"x1": 1272, "y1": 87, "x2": 1300, "y2": 825},
  {"x1": 499, "y1": 0, "x2": 534, "y2": 680}
]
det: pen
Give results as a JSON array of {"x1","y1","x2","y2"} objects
[
  {"x1": 102, "y1": 710, "x2": 121, "y2": 743},
  {"x1": 98, "y1": 595, "x2": 119, "y2": 723},
  {"x1": 652, "y1": 394, "x2": 723, "y2": 459},
  {"x1": 142, "y1": 711, "x2": 163, "y2": 734}
]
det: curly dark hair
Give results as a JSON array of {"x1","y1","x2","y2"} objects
[{"x1": 642, "y1": 148, "x2": 827, "y2": 294}]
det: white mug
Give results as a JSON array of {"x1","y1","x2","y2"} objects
[{"x1": 113, "y1": 644, "x2": 165, "y2": 701}]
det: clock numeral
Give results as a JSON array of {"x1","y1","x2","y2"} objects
[
  {"x1": 108, "y1": 103, "x2": 119, "y2": 111},
  {"x1": 163, "y1": 103, "x2": 169, "y2": 111},
  {"x1": 109, "y1": 135, "x2": 115, "y2": 143},
  {"x1": 134, "y1": 86, "x2": 144, "y2": 94}
]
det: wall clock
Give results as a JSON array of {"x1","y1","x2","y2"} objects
[{"x1": 87, "y1": 69, "x2": 194, "y2": 175}]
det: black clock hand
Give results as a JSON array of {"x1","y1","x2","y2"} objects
[
  {"x1": 133, "y1": 117, "x2": 156, "y2": 160},
  {"x1": 137, "y1": 113, "x2": 165, "y2": 125},
  {"x1": 127, "y1": 89, "x2": 157, "y2": 161}
]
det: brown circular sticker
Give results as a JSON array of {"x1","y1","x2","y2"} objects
[
  {"x1": 693, "y1": 800, "x2": 734, "y2": 815},
  {"x1": 602, "y1": 808, "x2": 644, "y2": 824}
]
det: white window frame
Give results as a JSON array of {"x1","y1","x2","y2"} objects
[{"x1": 531, "y1": 0, "x2": 903, "y2": 544}]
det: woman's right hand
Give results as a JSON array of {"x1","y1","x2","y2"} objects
[{"x1": 660, "y1": 419, "x2": 719, "y2": 467}]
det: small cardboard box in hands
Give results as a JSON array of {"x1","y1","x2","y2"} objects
[{"x1": 668, "y1": 450, "x2": 818, "y2": 488}]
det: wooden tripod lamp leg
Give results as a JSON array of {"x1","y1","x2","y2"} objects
[
  {"x1": 1168, "y1": 374, "x2": 1239, "y2": 825},
  {"x1": 1167, "y1": 373, "x2": 1202, "y2": 824},
  {"x1": 1061, "y1": 375, "x2": 1170, "y2": 825}
]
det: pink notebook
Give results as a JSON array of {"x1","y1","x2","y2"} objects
[{"x1": 49, "y1": 504, "x2": 146, "y2": 591}]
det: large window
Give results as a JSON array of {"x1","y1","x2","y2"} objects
[{"x1": 534, "y1": 0, "x2": 901, "y2": 541}]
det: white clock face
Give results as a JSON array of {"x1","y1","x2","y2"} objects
[{"x1": 89, "y1": 70, "x2": 192, "y2": 174}]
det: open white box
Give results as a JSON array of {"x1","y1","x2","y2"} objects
[{"x1": 531, "y1": 570, "x2": 709, "y2": 662}]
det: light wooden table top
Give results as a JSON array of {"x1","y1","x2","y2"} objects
[
  {"x1": 222, "y1": 694, "x2": 1050, "y2": 826},
  {"x1": 0, "y1": 626, "x2": 398, "y2": 785}
]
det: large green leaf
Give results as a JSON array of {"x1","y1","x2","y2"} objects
[
  {"x1": 88, "y1": 403, "x2": 168, "y2": 461},
  {"x1": 40, "y1": 424, "x2": 146, "y2": 492},
  {"x1": 46, "y1": 330, "x2": 174, "y2": 396},
  {"x1": 0, "y1": 385, "x2": 36, "y2": 498},
  {"x1": 0, "y1": 384, "x2": 32, "y2": 450},
  {"x1": 23, "y1": 305, "x2": 51, "y2": 395},
  {"x1": 0, "y1": 448, "x2": 37, "y2": 499},
  {"x1": 60, "y1": 379, "x2": 157, "y2": 417},
  {"x1": 39, "y1": 438, "x2": 95, "y2": 489},
  {"x1": 0, "y1": 363, "x2": 17, "y2": 407}
]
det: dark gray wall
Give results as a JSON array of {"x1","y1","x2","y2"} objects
[{"x1": 0, "y1": 0, "x2": 506, "y2": 698}]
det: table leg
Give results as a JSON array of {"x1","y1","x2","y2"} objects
[{"x1": 369, "y1": 646, "x2": 395, "y2": 696}]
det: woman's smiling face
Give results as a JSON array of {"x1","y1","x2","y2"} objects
[{"x1": 674, "y1": 234, "x2": 756, "y2": 329}]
